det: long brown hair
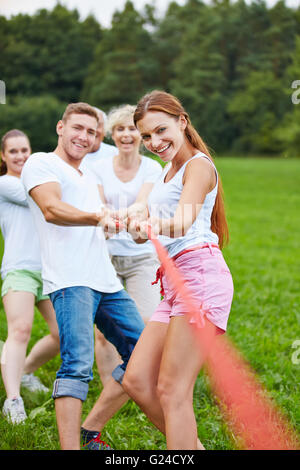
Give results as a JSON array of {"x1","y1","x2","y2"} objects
[
  {"x1": 134, "y1": 90, "x2": 229, "y2": 248},
  {"x1": 1, "y1": 129, "x2": 30, "y2": 176}
]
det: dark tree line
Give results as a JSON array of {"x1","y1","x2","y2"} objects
[{"x1": 1, "y1": 0, "x2": 300, "y2": 156}]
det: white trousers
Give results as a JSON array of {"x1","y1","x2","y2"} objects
[{"x1": 111, "y1": 253, "x2": 161, "y2": 323}]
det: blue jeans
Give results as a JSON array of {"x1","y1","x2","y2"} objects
[{"x1": 49, "y1": 286, "x2": 144, "y2": 401}]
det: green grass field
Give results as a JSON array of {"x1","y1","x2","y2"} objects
[{"x1": 0, "y1": 157, "x2": 299, "y2": 450}]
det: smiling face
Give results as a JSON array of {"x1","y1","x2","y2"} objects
[
  {"x1": 111, "y1": 115, "x2": 141, "y2": 155},
  {"x1": 136, "y1": 111, "x2": 187, "y2": 163},
  {"x1": 56, "y1": 113, "x2": 97, "y2": 166},
  {"x1": 2, "y1": 136, "x2": 31, "y2": 177}
]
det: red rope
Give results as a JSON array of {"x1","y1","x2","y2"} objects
[{"x1": 146, "y1": 225, "x2": 299, "y2": 450}]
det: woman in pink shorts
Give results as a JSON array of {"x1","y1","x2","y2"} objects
[{"x1": 122, "y1": 90, "x2": 234, "y2": 450}]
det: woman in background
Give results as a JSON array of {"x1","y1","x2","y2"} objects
[{"x1": 0, "y1": 129, "x2": 59, "y2": 424}]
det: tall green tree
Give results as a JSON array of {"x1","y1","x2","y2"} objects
[
  {"x1": 0, "y1": 95, "x2": 67, "y2": 152},
  {"x1": 81, "y1": 1, "x2": 159, "y2": 110},
  {"x1": 1, "y1": 5, "x2": 102, "y2": 102},
  {"x1": 276, "y1": 35, "x2": 300, "y2": 157},
  {"x1": 267, "y1": 0, "x2": 298, "y2": 78},
  {"x1": 1, "y1": 0, "x2": 300, "y2": 156},
  {"x1": 152, "y1": 0, "x2": 200, "y2": 92},
  {"x1": 169, "y1": 1, "x2": 236, "y2": 151},
  {"x1": 226, "y1": 1, "x2": 297, "y2": 153},
  {"x1": 228, "y1": 70, "x2": 286, "y2": 153}
]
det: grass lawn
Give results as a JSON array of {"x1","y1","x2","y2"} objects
[{"x1": 0, "y1": 157, "x2": 299, "y2": 450}]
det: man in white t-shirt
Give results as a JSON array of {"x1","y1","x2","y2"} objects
[
  {"x1": 21, "y1": 102, "x2": 144, "y2": 450},
  {"x1": 80, "y1": 107, "x2": 118, "y2": 173}
]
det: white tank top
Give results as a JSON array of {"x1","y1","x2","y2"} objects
[{"x1": 148, "y1": 152, "x2": 219, "y2": 257}]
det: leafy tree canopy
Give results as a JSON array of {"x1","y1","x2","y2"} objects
[{"x1": 1, "y1": 0, "x2": 300, "y2": 156}]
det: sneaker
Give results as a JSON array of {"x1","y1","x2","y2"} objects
[
  {"x1": 2, "y1": 397, "x2": 27, "y2": 424},
  {"x1": 21, "y1": 373, "x2": 49, "y2": 393},
  {"x1": 82, "y1": 432, "x2": 113, "y2": 450}
]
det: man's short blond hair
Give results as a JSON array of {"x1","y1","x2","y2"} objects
[{"x1": 62, "y1": 102, "x2": 99, "y2": 124}]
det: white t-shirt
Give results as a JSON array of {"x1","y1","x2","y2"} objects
[
  {"x1": 80, "y1": 142, "x2": 118, "y2": 173},
  {"x1": 94, "y1": 156, "x2": 162, "y2": 256},
  {"x1": 0, "y1": 174, "x2": 42, "y2": 279},
  {"x1": 21, "y1": 152, "x2": 122, "y2": 295}
]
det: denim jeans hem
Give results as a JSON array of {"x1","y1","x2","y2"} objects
[
  {"x1": 52, "y1": 378, "x2": 89, "y2": 402},
  {"x1": 112, "y1": 364, "x2": 125, "y2": 384}
]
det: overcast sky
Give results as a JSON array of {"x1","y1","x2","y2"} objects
[
  {"x1": 0, "y1": 0, "x2": 299, "y2": 27},
  {"x1": 0, "y1": 0, "x2": 184, "y2": 27}
]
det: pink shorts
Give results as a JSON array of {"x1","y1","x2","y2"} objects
[{"x1": 149, "y1": 246, "x2": 234, "y2": 333}]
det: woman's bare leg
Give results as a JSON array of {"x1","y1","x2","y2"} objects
[
  {"x1": 122, "y1": 321, "x2": 168, "y2": 433},
  {"x1": 123, "y1": 319, "x2": 206, "y2": 449},
  {"x1": 1, "y1": 291, "x2": 35, "y2": 398},
  {"x1": 157, "y1": 316, "x2": 215, "y2": 449},
  {"x1": 23, "y1": 298, "x2": 60, "y2": 374}
]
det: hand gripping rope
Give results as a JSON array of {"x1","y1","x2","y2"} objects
[{"x1": 146, "y1": 224, "x2": 299, "y2": 450}]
